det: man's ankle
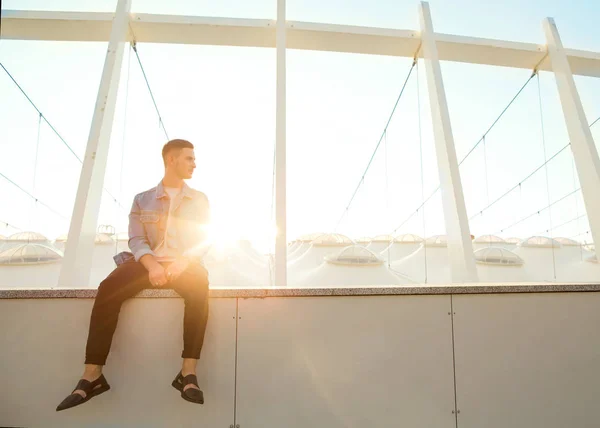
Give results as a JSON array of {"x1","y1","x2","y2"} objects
[
  {"x1": 181, "y1": 359, "x2": 197, "y2": 376},
  {"x1": 83, "y1": 364, "x2": 103, "y2": 379}
]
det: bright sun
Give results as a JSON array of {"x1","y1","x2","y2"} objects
[{"x1": 203, "y1": 221, "x2": 277, "y2": 255}]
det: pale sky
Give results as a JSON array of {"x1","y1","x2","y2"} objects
[{"x1": 1, "y1": 0, "x2": 599, "y2": 253}]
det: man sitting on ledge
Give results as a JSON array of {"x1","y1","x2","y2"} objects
[{"x1": 57, "y1": 139, "x2": 211, "y2": 411}]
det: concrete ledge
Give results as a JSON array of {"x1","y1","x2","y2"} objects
[{"x1": 1, "y1": 282, "x2": 600, "y2": 299}]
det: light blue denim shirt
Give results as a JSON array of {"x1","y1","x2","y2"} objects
[{"x1": 114, "y1": 181, "x2": 210, "y2": 265}]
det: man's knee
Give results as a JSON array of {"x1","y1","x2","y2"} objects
[
  {"x1": 187, "y1": 264, "x2": 209, "y2": 285},
  {"x1": 181, "y1": 269, "x2": 209, "y2": 298}
]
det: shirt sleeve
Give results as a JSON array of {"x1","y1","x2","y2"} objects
[{"x1": 128, "y1": 195, "x2": 155, "y2": 262}]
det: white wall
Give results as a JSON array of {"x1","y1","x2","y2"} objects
[
  {"x1": 452, "y1": 292, "x2": 600, "y2": 428},
  {"x1": 0, "y1": 298, "x2": 237, "y2": 428},
  {"x1": 2, "y1": 292, "x2": 600, "y2": 427},
  {"x1": 235, "y1": 296, "x2": 457, "y2": 428}
]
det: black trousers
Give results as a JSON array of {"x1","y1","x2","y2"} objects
[{"x1": 85, "y1": 261, "x2": 210, "y2": 365}]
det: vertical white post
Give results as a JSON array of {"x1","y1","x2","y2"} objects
[
  {"x1": 418, "y1": 2, "x2": 478, "y2": 283},
  {"x1": 544, "y1": 18, "x2": 600, "y2": 253},
  {"x1": 274, "y1": 0, "x2": 288, "y2": 286},
  {"x1": 58, "y1": 0, "x2": 131, "y2": 287}
]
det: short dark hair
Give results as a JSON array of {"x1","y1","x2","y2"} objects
[{"x1": 162, "y1": 139, "x2": 194, "y2": 164}]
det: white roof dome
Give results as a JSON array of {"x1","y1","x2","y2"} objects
[
  {"x1": 325, "y1": 245, "x2": 383, "y2": 266},
  {"x1": 53, "y1": 233, "x2": 116, "y2": 245},
  {"x1": 355, "y1": 236, "x2": 373, "y2": 244},
  {"x1": 505, "y1": 237, "x2": 522, "y2": 244},
  {"x1": 0, "y1": 234, "x2": 6, "y2": 240},
  {"x1": 0, "y1": 243, "x2": 63, "y2": 265},
  {"x1": 312, "y1": 233, "x2": 353, "y2": 247},
  {"x1": 555, "y1": 237, "x2": 581, "y2": 247},
  {"x1": 371, "y1": 234, "x2": 395, "y2": 243},
  {"x1": 7, "y1": 231, "x2": 49, "y2": 242},
  {"x1": 425, "y1": 235, "x2": 448, "y2": 247},
  {"x1": 394, "y1": 233, "x2": 423, "y2": 243},
  {"x1": 297, "y1": 233, "x2": 325, "y2": 243},
  {"x1": 519, "y1": 236, "x2": 561, "y2": 248},
  {"x1": 474, "y1": 247, "x2": 524, "y2": 266},
  {"x1": 473, "y1": 235, "x2": 505, "y2": 243}
]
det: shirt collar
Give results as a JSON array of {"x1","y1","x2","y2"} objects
[{"x1": 156, "y1": 180, "x2": 194, "y2": 199}]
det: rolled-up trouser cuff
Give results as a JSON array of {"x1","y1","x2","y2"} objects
[
  {"x1": 84, "y1": 355, "x2": 107, "y2": 365},
  {"x1": 181, "y1": 350, "x2": 200, "y2": 360}
]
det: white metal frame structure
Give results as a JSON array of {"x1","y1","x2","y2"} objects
[
  {"x1": 543, "y1": 18, "x2": 600, "y2": 258},
  {"x1": 418, "y1": 2, "x2": 478, "y2": 282},
  {"x1": 3, "y1": 1, "x2": 600, "y2": 286},
  {"x1": 56, "y1": 0, "x2": 132, "y2": 287}
]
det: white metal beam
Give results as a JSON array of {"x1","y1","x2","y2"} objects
[
  {"x1": 418, "y1": 2, "x2": 478, "y2": 283},
  {"x1": 58, "y1": 0, "x2": 131, "y2": 287},
  {"x1": 3, "y1": 10, "x2": 600, "y2": 77},
  {"x1": 274, "y1": 0, "x2": 287, "y2": 287},
  {"x1": 544, "y1": 18, "x2": 600, "y2": 254}
]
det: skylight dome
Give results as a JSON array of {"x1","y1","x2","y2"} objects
[
  {"x1": 473, "y1": 235, "x2": 505, "y2": 243},
  {"x1": 55, "y1": 234, "x2": 68, "y2": 242},
  {"x1": 555, "y1": 237, "x2": 581, "y2": 247},
  {"x1": 394, "y1": 234, "x2": 423, "y2": 243},
  {"x1": 297, "y1": 233, "x2": 325, "y2": 243},
  {"x1": 325, "y1": 246, "x2": 383, "y2": 266},
  {"x1": 519, "y1": 236, "x2": 561, "y2": 248},
  {"x1": 474, "y1": 247, "x2": 524, "y2": 266},
  {"x1": 7, "y1": 231, "x2": 48, "y2": 242},
  {"x1": 312, "y1": 233, "x2": 354, "y2": 247},
  {"x1": 425, "y1": 235, "x2": 447, "y2": 247},
  {"x1": 371, "y1": 234, "x2": 395, "y2": 243},
  {"x1": 0, "y1": 243, "x2": 63, "y2": 265}
]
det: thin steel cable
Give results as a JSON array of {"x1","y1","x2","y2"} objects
[
  {"x1": 0, "y1": 62, "x2": 127, "y2": 212},
  {"x1": 495, "y1": 188, "x2": 580, "y2": 235},
  {"x1": 469, "y1": 113, "x2": 599, "y2": 220},
  {"x1": 571, "y1": 157, "x2": 584, "y2": 259},
  {"x1": 416, "y1": 59, "x2": 428, "y2": 282},
  {"x1": 534, "y1": 212, "x2": 587, "y2": 237},
  {"x1": 536, "y1": 73, "x2": 557, "y2": 279},
  {"x1": 0, "y1": 171, "x2": 69, "y2": 220},
  {"x1": 391, "y1": 72, "x2": 536, "y2": 235},
  {"x1": 114, "y1": 44, "x2": 133, "y2": 255},
  {"x1": 0, "y1": 62, "x2": 82, "y2": 163},
  {"x1": 482, "y1": 135, "x2": 491, "y2": 246},
  {"x1": 468, "y1": 143, "x2": 572, "y2": 220},
  {"x1": 131, "y1": 42, "x2": 170, "y2": 141},
  {"x1": 334, "y1": 60, "x2": 417, "y2": 231},
  {"x1": 458, "y1": 72, "x2": 536, "y2": 167},
  {"x1": 30, "y1": 112, "x2": 42, "y2": 228},
  {"x1": 0, "y1": 219, "x2": 24, "y2": 233}
]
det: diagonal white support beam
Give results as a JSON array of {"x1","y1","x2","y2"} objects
[
  {"x1": 274, "y1": 0, "x2": 287, "y2": 286},
  {"x1": 58, "y1": 0, "x2": 131, "y2": 287},
  {"x1": 418, "y1": 2, "x2": 478, "y2": 283},
  {"x1": 544, "y1": 18, "x2": 600, "y2": 253}
]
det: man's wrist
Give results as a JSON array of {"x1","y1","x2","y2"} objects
[{"x1": 139, "y1": 254, "x2": 161, "y2": 272}]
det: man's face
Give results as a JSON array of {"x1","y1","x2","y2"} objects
[{"x1": 169, "y1": 147, "x2": 196, "y2": 179}]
